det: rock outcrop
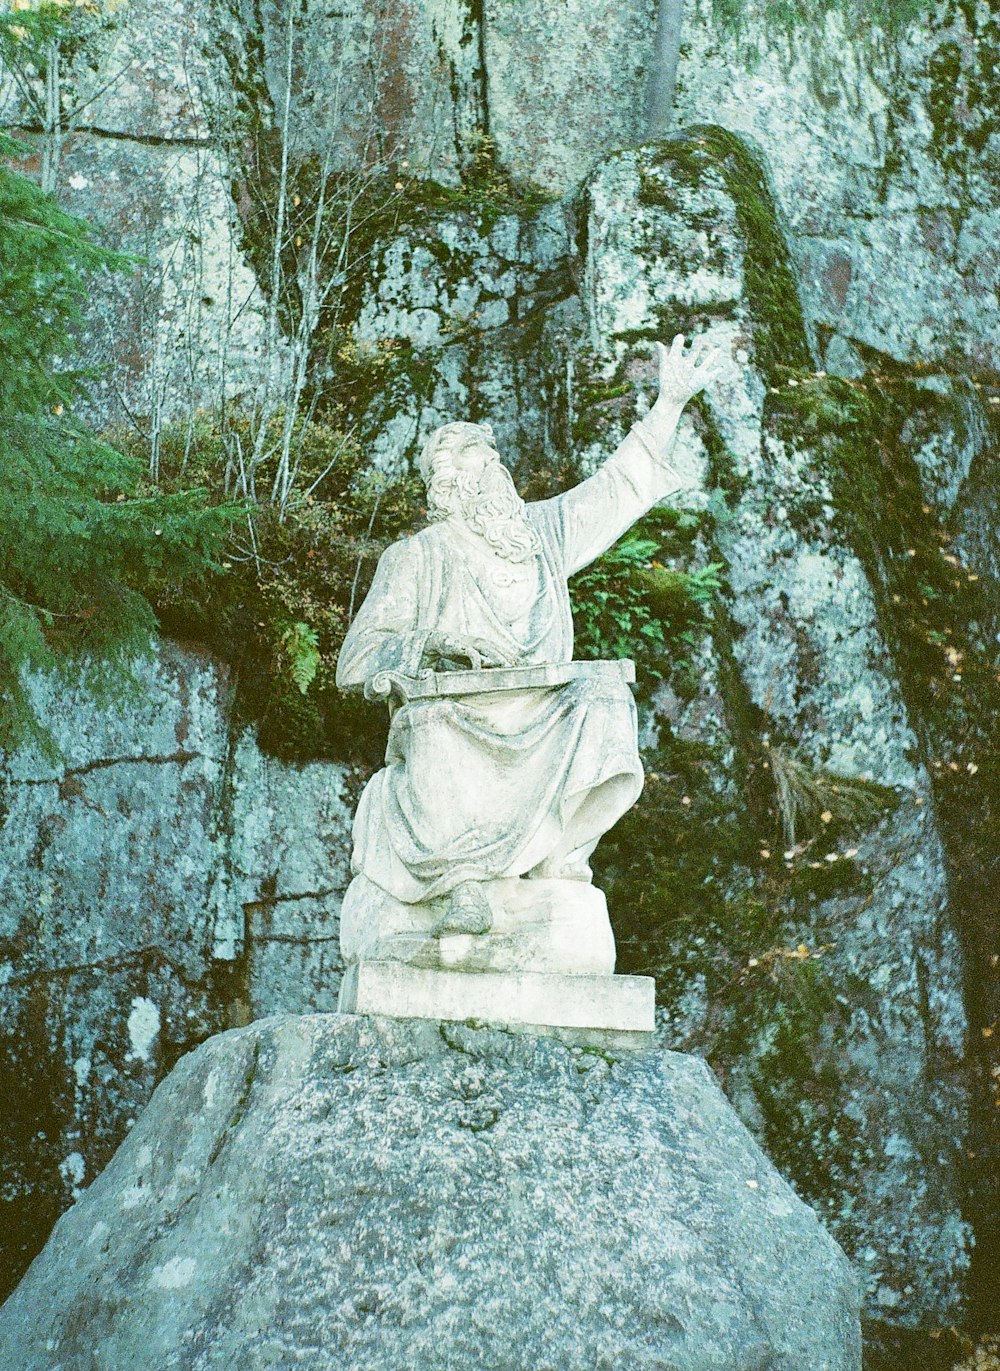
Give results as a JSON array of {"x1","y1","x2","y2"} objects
[
  {"x1": 577, "y1": 132, "x2": 977, "y2": 1336},
  {"x1": 0, "y1": 641, "x2": 352, "y2": 1297},
  {"x1": 7, "y1": 0, "x2": 996, "y2": 428},
  {"x1": 0, "y1": 1013, "x2": 862, "y2": 1371},
  {"x1": 674, "y1": 0, "x2": 1000, "y2": 371}
]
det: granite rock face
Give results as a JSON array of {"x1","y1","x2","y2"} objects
[
  {"x1": 1, "y1": 124, "x2": 987, "y2": 1346},
  {"x1": 0, "y1": 642, "x2": 352, "y2": 1297},
  {"x1": 3, "y1": 0, "x2": 277, "y2": 427},
  {"x1": 6, "y1": 0, "x2": 996, "y2": 433},
  {"x1": 344, "y1": 200, "x2": 578, "y2": 474},
  {"x1": 578, "y1": 136, "x2": 974, "y2": 1331},
  {"x1": 0, "y1": 1013, "x2": 862, "y2": 1371},
  {"x1": 672, "y1": 0, "x2": 1000, "y2": 370},
  {"x1": 483, "y1": 0, "x2": 657, "y2": 192}
]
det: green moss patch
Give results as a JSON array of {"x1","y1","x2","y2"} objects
[
  {"x1": 769, "y1": 368, "x2": 1000, "y2": 1322},
  {"x1": 642, "y1": 126, "x2": 811, "y2": 384}
]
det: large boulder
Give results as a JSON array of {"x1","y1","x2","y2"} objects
[{"x1": 0, "y1": 1013, "x2": 861, "y2": 1371}]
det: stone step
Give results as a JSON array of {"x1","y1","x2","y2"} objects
[{"x1": 338, "y1": 961, "x2": 655, "y2": 1050}]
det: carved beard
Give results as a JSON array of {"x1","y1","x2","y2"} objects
[{"x1": 434, "y1": 462, "x2": 541, "y2": 563}]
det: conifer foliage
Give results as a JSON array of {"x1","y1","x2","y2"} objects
[{"x1": 0, "y1": 135, "x2": 237, "y2": 753}]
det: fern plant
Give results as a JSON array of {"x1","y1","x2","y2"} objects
[
  {"x1": 569, "y1": 526, "x2": 723, "y2": 683},
  {"x1": 279, "y1": 622, "x2": 321, "y2": 695}
]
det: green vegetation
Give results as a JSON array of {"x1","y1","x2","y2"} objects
[
  {"x1": 0, "y1": 137, "x2": 236, "y2": 755},
  {"x1": 569, "y1": 508, "x2": 723, "y2": 694}
]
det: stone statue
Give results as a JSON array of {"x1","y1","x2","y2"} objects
[{"x1": 336, "y1": 335, "x2": 724, "y2": 981}]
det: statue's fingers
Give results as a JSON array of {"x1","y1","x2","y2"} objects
[
  {"x1": 659, "y1": 334, "x2": 684, "y2": 385},
  {"x1": 471, "y1": 637, "x2": 508, "y2": 666},
  {"x1": 653, "y1": 340, "x2": 669, "y2": 381},
  {"x1": 692, "y1": 342, "x2": 725, "y2": 372}
]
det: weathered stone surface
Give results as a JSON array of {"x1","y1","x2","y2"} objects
[
  {"x1": 483, "y1": 0, "x2": 657, "y2": 193},
  {"x1": 2, "y1": 0, "x2": 997, "y2": 1348},
  {"x1": 347, "y1": 201, "x2": 577, "y2": 473},
  {"x1": 213, "y1": 0, "x2": 484, "y2": 181},
  {"x1": 580, "y1": 136, "x2": 972, "y2": 1331},
  {"x1": 7, "y1": 0, "x2": 995, "y2": 442},
  {"x1": 674, "y1": 0, "x2": 1000, "y2": 369},
  {"x1": 904, "y1": 373, "x2": 1000, "y2": 589},
  {"x1": 0, "y1": 0, "x2": 275, "y2": 428},
  {"x1": 341, "y1": 873, "x2": 618, "y2": 973},
  {"x1": 72, "y1": 0, "x2": 214, "y2": 141},
  {"x1": 0, "y1": 1013, "x2": 862, "y2": 1370},
  {"x1": 0, "y1": 642, "x2": 352, "y2": 1295},
  {"x1": 64, "y1": 133, "x2": 275, "y2": 428}
]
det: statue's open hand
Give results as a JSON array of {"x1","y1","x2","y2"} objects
[
  {"x1": 421, "y1": 633, "x2": 513, "y2": 672},
  {"x1": 652, "y1": 333, "x2": 727, "y2": 411}
]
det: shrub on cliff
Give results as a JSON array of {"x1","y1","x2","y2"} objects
[{"x1": 0, "y1": 135, "x2": 238, "y2": 755}]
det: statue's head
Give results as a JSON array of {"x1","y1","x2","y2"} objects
[
  {"x1": 416, "y1": 421, "x2": 497, "y2": 488},
  {"x1": 417, "y1": 421, "x2": 540, "y2": 563}
]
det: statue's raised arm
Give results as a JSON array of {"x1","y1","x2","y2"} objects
[
  {"x1": 534, "y1": 333, "x2": 726, "y2": 576},
  {"x1": 335, "y1": 334, "x2": 727, "y2": 1018}
]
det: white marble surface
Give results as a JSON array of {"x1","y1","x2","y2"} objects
[
  {"x1": 340, "y1": 874, "x2": 616, "y2": 973},
  {"x1": 338, "y1": 962, "x2": 656, "y2": 1047},
  {"x1": 335, "y1": 337, "x2": 724, "y2": 980}
]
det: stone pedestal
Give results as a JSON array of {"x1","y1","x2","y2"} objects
[
  {"x1": 340, "y1": 873, "x2": 617, "y2": 974},
  {"x1": 338, "y1": 962, "x2": 655, "y2": 1049}
]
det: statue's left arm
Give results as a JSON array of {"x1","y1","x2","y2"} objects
[{"x1": 538, "y1": 335, "x2": 725, "y2": 575}]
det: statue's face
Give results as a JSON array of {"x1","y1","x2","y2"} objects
[
  {"x1": 424, "y1": 426, "x2": 540, "y2": 562},
  {"x1": 450, "y1": 433, "x2": 501, "y2": 480}
]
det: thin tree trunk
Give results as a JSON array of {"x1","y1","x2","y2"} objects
[
  {"x1": 646, "y1": 0, "x2": 685, "y2": 139},
  {"x1": 41, "y1": 39, "x2": 61, "y2": 194}
]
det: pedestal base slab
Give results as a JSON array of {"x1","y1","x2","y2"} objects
[{"x1": 338, "y1": 961, "x2": 655, "y2": 1049}]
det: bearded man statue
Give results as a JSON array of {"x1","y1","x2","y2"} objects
[{"x1": 336, "y1": 335, "x2": 724, "y2": 979}]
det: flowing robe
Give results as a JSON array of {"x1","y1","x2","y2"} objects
[{"x1": 336, "y1": 423, "x2": 683, "y2": 905}]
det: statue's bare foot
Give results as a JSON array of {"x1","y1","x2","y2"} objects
[{"x1": 434, "y1": 880, "x2": 493, "y2": 936}]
